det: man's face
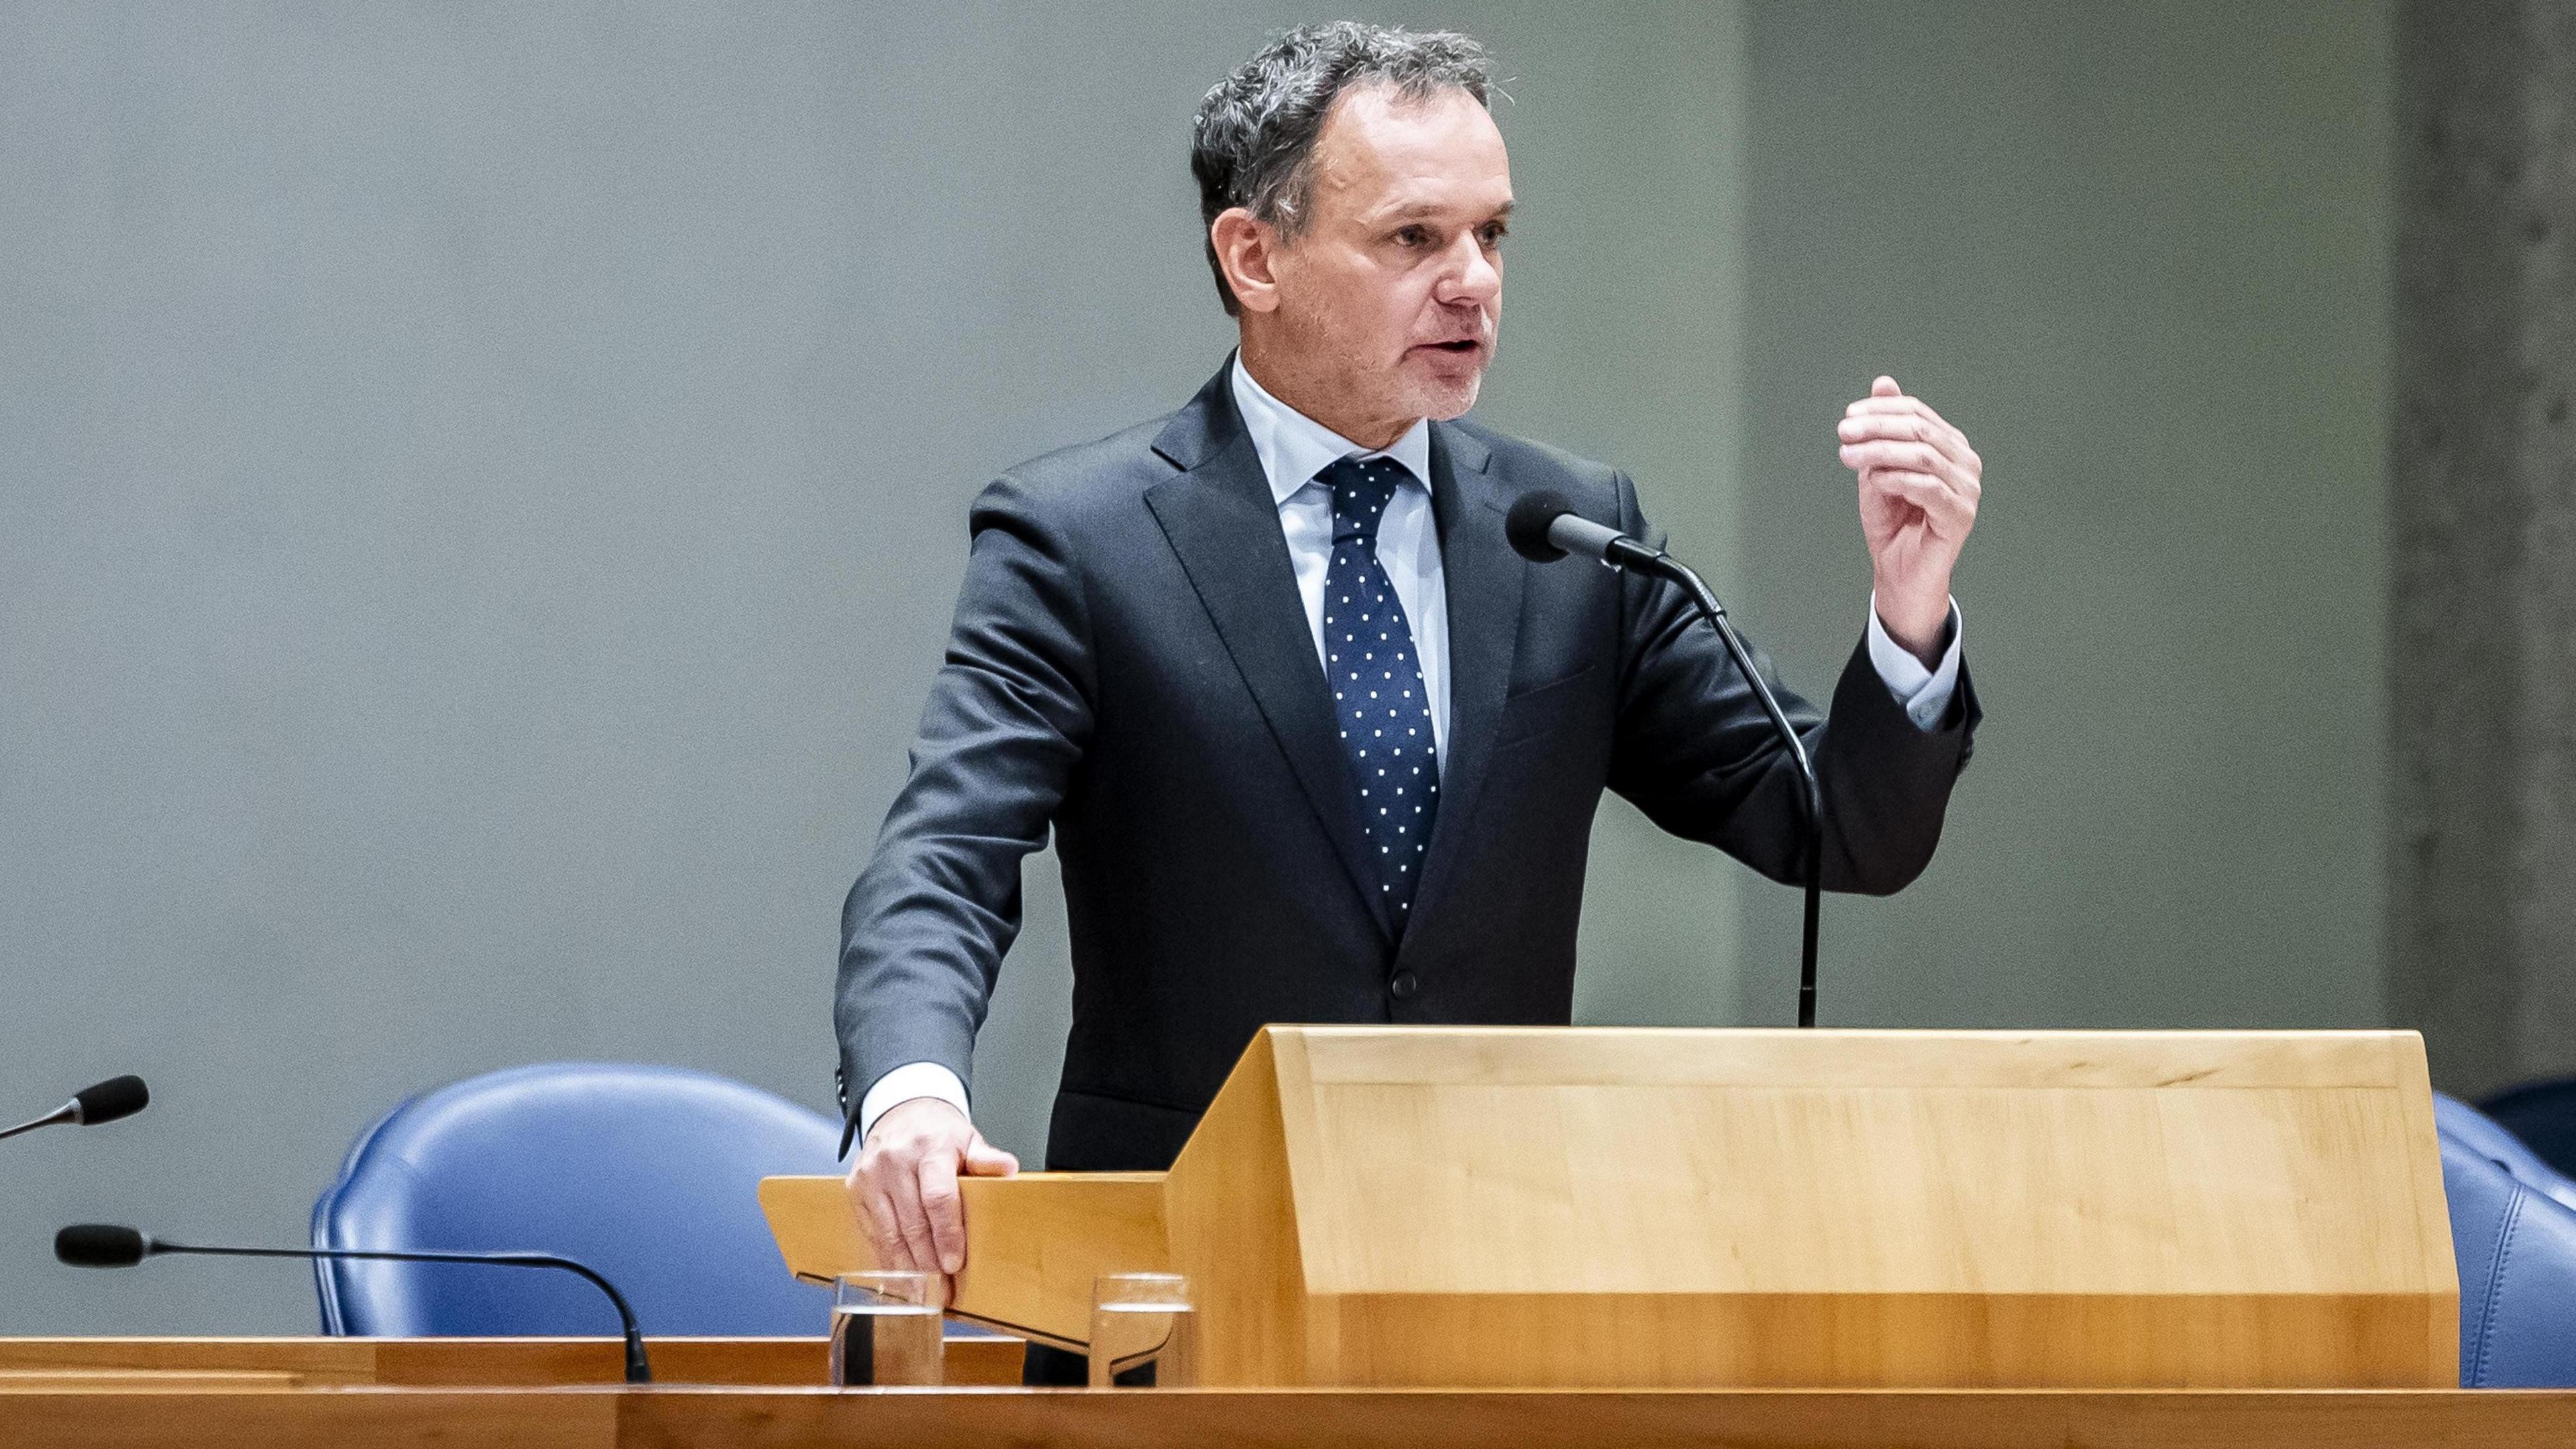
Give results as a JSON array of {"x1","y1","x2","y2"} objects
[{"x1": 1260, "y1": 85, "x2": 1510, "y2": 433}]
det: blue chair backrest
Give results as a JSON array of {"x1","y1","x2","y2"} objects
[
  {"x1": 2443, "y1": 1134, "x2": 2576, "y2": 1387},
  {"x1": 2436, "y1": 1092, "x2": 2576, "y2": 1215},
  {"x1": 312, "y1": 1061, "x2": 843, "y2": 1336},
  {"x1": 2481, "y1": 1077, "x2": 2576, "y2": 1179}
]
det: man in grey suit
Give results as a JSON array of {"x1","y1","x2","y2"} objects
[{"x1": 835, "y1": 21, "x2": 1986, "y2": 1305}]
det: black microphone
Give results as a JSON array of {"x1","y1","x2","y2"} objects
[
  {"x1": 55, "y1": 1224, "x2": 652, "y2": 1384},
  {"x1": 1506, "y1": 490, "x2": 1828, "y2": 1028},
  {"x1": 0, "y1": 1075, "x2": 150, "y2": 1144}
]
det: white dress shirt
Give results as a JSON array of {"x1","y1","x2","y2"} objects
[
  {"x1": 857, "y1": 357, "x2": 1966, "y2": 1138},
  {"x1": 1229, "y1": 358, "x2": 1450, "y2": 753}
]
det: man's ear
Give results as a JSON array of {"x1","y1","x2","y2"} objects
[{"x1": 1211, "y1": 208, "x2": 1283, "y2": 315}]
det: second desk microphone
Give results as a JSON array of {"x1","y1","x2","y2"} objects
[{"x1": 54, "y1": 1223, "x2": 653, "y2": 1383}]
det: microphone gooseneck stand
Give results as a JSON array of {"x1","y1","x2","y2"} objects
[
  {"x1": 62, "y1": 1231, "x2": 651, "y2": 1383},
  {"x1": 1646, "y1": 556, "x2": 1825, "y2": 1028},
  {"x1": 0, "y1": 1114, "x2": 64, "y2": 1144},
  {"x1": 246, "y1": 1243, "x2": 652, "y2": 1384},
  {"x1": 1505, "y1": 492, "x2": 1825, "y2": 1026}
]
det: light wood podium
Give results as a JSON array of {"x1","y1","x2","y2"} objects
[{"x1": 763, "y1": 1026, "x2": 2459, "y2": 1389}]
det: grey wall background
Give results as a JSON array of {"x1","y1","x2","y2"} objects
[
  {"x1": 2387, "y1": 0, "x2": 2576, "y2": 1101},
  {"x1": 1735, "y1": 1, "x2": 2394, "y2": 1034},
  {"x1": 0, "y1": 1, "x2": 2390, "y2": 1335}
]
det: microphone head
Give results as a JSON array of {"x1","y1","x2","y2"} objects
[
  {"x1": 1505, "y1": 490, "x2": 1574, "y2": 563},
  {"x1": 71, "y1": 1075, "x2": 148, "y2": 1126},
  {"x1": 56, "y1": 1224, "x2": 150, "y2": 1268}
]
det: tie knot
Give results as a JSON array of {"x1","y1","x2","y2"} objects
[{"x1": 1322, "y1": 456, "x2": 1405, "y2": 545}]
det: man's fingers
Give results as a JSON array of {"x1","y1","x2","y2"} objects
[
  {"x1": 963, "y1": 1134, "x2": 1020, "y2": 1177},
  {"x1": 1838, "y1": 414, "x2": 1977, "y2": 474},
  {"x1": 1872, "y1": 374, "x2": 1902, "y2": 397},
  {"x1": 1841, "y1": 396, "x2": 1977, "y2": 469},
  {"x1": 869, "y1": 1190, "x2": 918, "y2": 1271},
  {"x1": 1847, "y1": 390, "x2": 1932, "y2": 417},
  {"x1": 863, "y1": 1161, "x2": 920, "y2": 1271},
  {"x1": 1844, "y1": 391, "x2": 1962, "y2": 436},
  {"x1": 1862, "y1": 468, "x2": 1975, "y2": 533},
  {"x1": 917, "y1": 1152, "x2": 966, "y2": 1276},
  {"x1": 1843, "y1": 393, "x2": 1964, "y2": 435},
  {"x1": 1839, "y1": 439, "x2": 1964, "y2": 482},
  {"x1": 1857, "y1": 444, "x2": 1979, "y2": 504},
  {"x1": 879, "y1": 1159, "x2": 941, "y2": 1273},
  {"x1": 861, "y1": 1187, "x2": 908, "y2": 1268},
  {"x1": 850, "y1": 1155, "x2": 907, "y2": 1266},
  {"x1": 851, "y1": 1171, "x2": 894, "y2": 1259}
]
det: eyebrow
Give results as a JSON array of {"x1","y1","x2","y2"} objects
[{"x1": 1377, "y1": 198, "x2": 1516, "y2": 225}]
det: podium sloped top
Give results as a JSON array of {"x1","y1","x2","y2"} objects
[{"x1": 1242, "y1": 1027, "x2": 2452, "y2": 1300}]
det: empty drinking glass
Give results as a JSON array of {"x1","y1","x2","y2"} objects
[
  {"x1": 1088, "y1": 1272, "x2": 1196, "y2": 1388},
  {"x1": 829, "y1": 1270, "x2": 945, "y2": 1387}
]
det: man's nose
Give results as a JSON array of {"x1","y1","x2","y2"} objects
[{"x1": 1434, "y1": 231, "x2": 1501, "y2": 308}]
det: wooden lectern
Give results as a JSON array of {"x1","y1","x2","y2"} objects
[{"x1": 763, "y1": 1026, "x2": 2457, "y2": 1389}]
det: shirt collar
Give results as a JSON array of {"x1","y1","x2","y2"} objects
[{"x1": 1229, "y1": 353, "x2": 1433, "y2": 510}]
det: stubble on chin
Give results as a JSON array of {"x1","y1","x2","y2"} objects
[
  {"x1": 1402, "y1": 360, "x2": 1485, "y2": 423},
  {"x1": 1421, "y1": 371, "x2": 1483, "y2": 421}
]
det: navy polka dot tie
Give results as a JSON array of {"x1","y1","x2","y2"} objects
[{"x1": 1318, "y1": 456, "x2": 1439, "y2": 924}]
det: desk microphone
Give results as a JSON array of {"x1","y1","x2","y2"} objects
[
  {"x1": 1, "y1": 1075, "x2": 150, "y2": 1144},
  {"x1": 1505, "y1": 490, "x2": 1827, "y2": 1028},
  {"x1": 54, "y1": 1224, "x2": 652, "y2": 1384}
]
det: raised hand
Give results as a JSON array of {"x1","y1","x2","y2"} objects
[{"x1": 1837, "y1": 375, "x2": 1981, "y2": 663}]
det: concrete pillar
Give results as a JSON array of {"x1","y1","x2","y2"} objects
[{"x1": 2391, "y1": 0, "x2": 2576, "y2": 1095}]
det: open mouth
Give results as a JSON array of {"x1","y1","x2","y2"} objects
[{"x1": 1418, "y1": 339, "x2": 1482, "y2": 354}]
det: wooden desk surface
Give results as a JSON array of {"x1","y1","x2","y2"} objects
[
  {"x1": 0, "y1": 1332, "x2": 1024, "y2": 1387},
  {"x1": 1, "y1": 1338, "x2": 2571, "y2": 1448}
]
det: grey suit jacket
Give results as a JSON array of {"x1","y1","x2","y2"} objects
[{"x1": 837, "y1": 361, "x2": 1980, "y2": 1171}]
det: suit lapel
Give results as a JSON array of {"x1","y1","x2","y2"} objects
[
  {"x1": 1144, "y1": 371, "x2": 1391, "y2": 937},
  {"x1": 1404, "y1": 421, "x2": 1521, "y2": 937}
]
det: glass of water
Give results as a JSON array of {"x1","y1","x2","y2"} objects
[
  {"x1": 829, "y1": 1270, "x2": 945, "y2": 1387},
  {"x1": 1088, "y1": 1272, "x2": 1196, "y2": 1388}
]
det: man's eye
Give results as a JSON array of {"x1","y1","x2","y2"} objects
[
  {"x1": 1395, "y1": 227, "x2": 1429, "y2": 247},
  {"x1": 1479, "y1": 223, "x2": 1509, "y2": 246}
]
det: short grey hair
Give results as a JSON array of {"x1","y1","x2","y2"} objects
[{"x1": 1190, "y1": 21, "x2": 1493, "y2": 316}]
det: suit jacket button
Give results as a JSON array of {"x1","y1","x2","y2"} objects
[{"x1": 1389, "y1": 970, "x2": 1420, "y2": 1000}]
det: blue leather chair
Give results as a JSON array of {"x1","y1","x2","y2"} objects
[
  {"x1": 313, "y1": 1062, "x2": 843, "y2": 1336},
  {"x1": 2436, "y1": 1092, "x2": 2576, "y2": 1214},
  {"x1": 2443, "y1": 1134, "x2": 2576, "y2": 1387},
  {"x1": 2481, "y1": 1077, "x2": 2576, "y2": 1179}
]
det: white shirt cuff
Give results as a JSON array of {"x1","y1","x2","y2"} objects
[
  {"x1": 857, "y1": 1061, "x2": 972, "y2": 1141},
  {"x1": 1865, "y1": 593, "x2": 1964, "y2": 731}
]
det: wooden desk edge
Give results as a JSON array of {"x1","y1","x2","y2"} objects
[{"x1": 1, "y1": 1383, "x2": 2573, "y2": 1449}]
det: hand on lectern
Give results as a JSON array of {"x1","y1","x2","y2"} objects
[{"x1": 847, "y1": 1096, "x2": 1018, "y2": 1276}]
